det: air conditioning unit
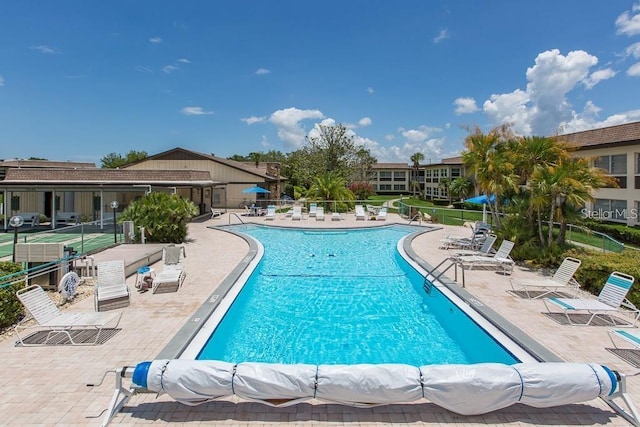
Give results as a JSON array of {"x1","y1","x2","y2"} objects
[{"x1": 15, "y1": 243, "x2": 66, "y2": 290}]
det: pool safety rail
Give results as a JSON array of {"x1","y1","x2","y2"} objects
[{"x1": 95, "y1": 360, "x2": 640, "y2": 426}]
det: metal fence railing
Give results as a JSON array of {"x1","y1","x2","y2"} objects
[
  {"x1": 0, "y1": 219, "x2": 121, "y2": 261},
  {"x1": 562, "y1": 223, "x2": 625, "y2": 253}
]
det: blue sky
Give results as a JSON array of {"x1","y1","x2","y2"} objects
[{"x1": 1, "y1": 1, "x2": 639, "y2": 166}]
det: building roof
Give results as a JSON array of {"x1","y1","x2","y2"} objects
[
  {"x1": 372, "y1": 163, "x2": 410, "y2": 169},
  {"x1": 1, "y1": 168, "x2": 217, "y2": 187},
  {"x1": 127, "y1": 147, "x2": 283, "y2": 180},
  {"x1": 558, "y1": 121, "x2": 640, "y2": 149},
  {"x1": 0, "y1": 159, "x2": 97, "y2": 169},
  {"x1": 422, "y1": 156, "x2": 463, "y2": 167}
]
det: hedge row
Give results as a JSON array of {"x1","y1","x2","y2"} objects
[
  {"x1": 582, "y1": 220, "x2": 640, "y2": 247},
  {"x1": 0, "y1": 262, "x2": 26, "y2": 330},
  {"x1": 565, "y1": 248, "x2": 640, "y2": 307}
]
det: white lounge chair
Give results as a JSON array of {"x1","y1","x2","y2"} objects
[
  {"x1": 543, "y1": 271, "x2": 639, "y2": 327},
  {"x1": 608, "y1": 329, "x2": 640, "y2": 349},
  {"x1": 509, "y1": 256, "x2": 582, "y2": 299},
  {"x1": 316, "y1": 206, "x2": 325, "y2": 221},
  {"x1": 309, "y1": 203, "x2": 317, "y2": 217},
  {"x1": 15, "y1": 285, "x2": 122, "y2": 346},
  {"x1": 153, "y1": 245, "x2": 186, "y2": 294},
  {"x1": 355, "y1": 205, "x2": 366, "y2": 220},
  {"x1": 211, "y1": 208, "x2": 222, "y2": 219},
  {"x1": 439, "y1": 223, "x2": 490, "y2": 249},
  {"x1": 449, "y1": 233, "x2": 497, "y2": 257},
  {"x1": 264, "y1": 205, "x2": 276, "y2": 220},
  {"x1": 95, "y1": 260, "x2": 130, "y2": 312},
  {"x1": 607, "y1": 329, "x2": 640, "y2": 368},
  {"x1": 331, "y1": 212, "x2": 342, "y2": 221},
  {"x1": 376, "y1": 207, "x2": 387, "y2": 221},
  {"x1": 291, "y1": 205, "x2": 303, "y2": 220},
  {"x1": 450, "y1": 239, "x2": 515, "y2": 274}
]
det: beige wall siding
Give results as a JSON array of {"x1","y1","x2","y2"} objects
[{"x1": 575, "y1": 145, "x2": 639, "y2": 225}]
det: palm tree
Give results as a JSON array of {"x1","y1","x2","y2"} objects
[
  {"x1": 410, "y1": 152, "x2": 424, "y2": 197},
  {"x1": 438, "y1": 178, "x2": 452, "y2": 204},
  {"x1": 461, "y1": 125, "x2": 519, "y2": 228},
  {"x1": 449, "y1": 177, "x2": 473, "y2": 202},
  {"x1": 306, "y1": 171, "x2": 356, "y2": 212},
  {"x1": 530, "y1": 156, "x2": 614, "y2": 247}
]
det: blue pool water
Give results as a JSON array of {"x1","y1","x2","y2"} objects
[{"x1": 197, "y1": 224, "x2": 519, "y2": 366}]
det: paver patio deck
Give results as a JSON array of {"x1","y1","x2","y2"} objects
[{"x1": 0, "y1": 210, "x2": 638, "y2": 426}]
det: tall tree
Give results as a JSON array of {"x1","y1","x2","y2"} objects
[
  {"x1": 285, "y1": 124, "x2": 376, "y2": 189},
  {"x1": 410, "y1": 152, "x2": 424, "y2": 197},
  {"x1": 530, "y1": 155, "x2": 614, "y2": 247},
  {"x1": 461, "y1": 125, "x2": 519, "y2": 228},
  {"x1": 101, "y1": 150, "x2": 148, "y2": 168}
]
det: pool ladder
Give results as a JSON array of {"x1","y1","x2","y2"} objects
[
  {"x1": 424, "y1": 257, "x2": 467, "y2": 288},
  {"x1": 228, "y1": 213, "x2": 246, "y2": 225}
]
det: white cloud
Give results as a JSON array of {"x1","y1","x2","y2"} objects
[
  {"x1": 268, "y1": 107, "x2": 325, "y2": 149},
  {"x1": 483, "y1": 89, "x2": 532, "y2": 134},
  {"x1": 0, "y1": 75, "x2": 4, "y2": 86},
  {"x1": 385, "y1": 134, "x2": 395, "y2": 141},
  {"x1": 368, "y1": 131, "x2": 447, "y2": 164},
  {"x1": 255, "y1": 68, "x2": 270, "y2": 75},
  {"x1": 30, "y1": 45, "x2": 60, "y2": 54},
  {"x1": 163, "y1": 65, "x2": 179, "y2": 74},
  {"x1": 583, "y1": 68, "x2": 616, "y2": 89},
  {"x1": 260, "y1": 135, "x2": 270, "y2": 148},
  {"x1": 181, "y1": 106, "x2": 213, "y2": 116},
  {"x1": 367, "y1": 87, "x2": 374, "y2": 95},
  {"x1": 453, "y1": 97, "x2": 479, "y2": 114},
  {"x1": 628, "y1": 62, "x2": 640, "y2": 76},
  {"x1": 177, "y1": 58, "x2": 191, "y2": 64},
  {"x1": 616, "y1": 3, "x2": 640, "y2": 36},
  {"x1": 135, "y1": 65, "x2": 153, "y2": 73},
  {"x1": 241, "y1": 116, "x2": 267, "y2": 125},
  {"x1": 433, "y1": 28, "x2": 449, "y2": 44},
  {"x1": 149, "y1": 37, "x2": 162, "y2": 43},
  {"x1": 625, "y1": 42, "x2": 640, "y2": 59},
  {"x1": 559, "y1": 101, "x2": 640, "y2": 134},
  {"x1": 358, "y1": 117, "x2": 372, "y2": 127},
  {"x1": 162, "y1": 65, "x2": 178, "y2": 74},
  {"x1": 482, "y1": 49, "x2": 599, "y2": 136}
]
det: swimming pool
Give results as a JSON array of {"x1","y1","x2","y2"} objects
[
  {"x1": 182, "y1": 224, "x2": 534, "y2": 365},
  {"x1": 111, "y1": 224, "x2": 631, "y2": 425}
]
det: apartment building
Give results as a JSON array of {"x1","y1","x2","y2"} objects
[
  {"x1": 368, "y1": 163, "x2": 413, "y2": 194},
  {"x1": 423, "y1": 156, "x2": 465, "y2": 201},
  {"x1": 559, "y1": 121, "x2": 640, "y2": 225}
]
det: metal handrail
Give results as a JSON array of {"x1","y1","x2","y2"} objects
[{"x1": 228, "y1": 213, "x2": 245, "y2": 225}]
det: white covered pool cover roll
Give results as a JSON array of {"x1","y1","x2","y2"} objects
[{"x1": 136, "y1": 360, "x2": 616, "y2": 414}]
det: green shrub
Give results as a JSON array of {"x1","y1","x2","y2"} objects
[
  {"x1": 0, "y1": 261, "x2": 26, "y2": 330},
  {"x1": 119, "y1": 192, "x2": 199, "y2": 243},
  {"x1": 582, "y1": 219, "x2": 640, "y2": 246},
  {"x1": 565, "y1": 248, "x2": 640, "y2": 307}
]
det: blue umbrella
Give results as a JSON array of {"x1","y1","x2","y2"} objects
[
  {"x1": 242, "y1": 186, "x2": 270, "y2": 194},
  {"x1": 464, "y1": 195, "x2": 495, "y2": 223},
  {"x1": 464, "y1": 194, "x2": 495, "y2": 205}
]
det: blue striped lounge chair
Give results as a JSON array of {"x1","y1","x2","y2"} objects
[{"x1": 543, "y1": 271, "x2": 638, "y2": 326}]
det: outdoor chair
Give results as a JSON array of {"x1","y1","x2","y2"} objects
[
  {"x1": 95, "y1": 260, "x2": 130, "y2": 311},
  {"x1": 543, "y1": 271, "x2": 639, "y2": 327},
  {"x1": 15, "y1": 285, "x2": 122, "y2": 346}
]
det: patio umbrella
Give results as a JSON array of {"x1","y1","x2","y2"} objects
[
  {"x1": 464, "y1": 194, "x2": 495, "y2": 205},
  {"x1": 464, "y1": 195, "x2": 495, "y2": 223},
  {"x1": 242, "y1": 186, "x2": 270, "y2": 194}
]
